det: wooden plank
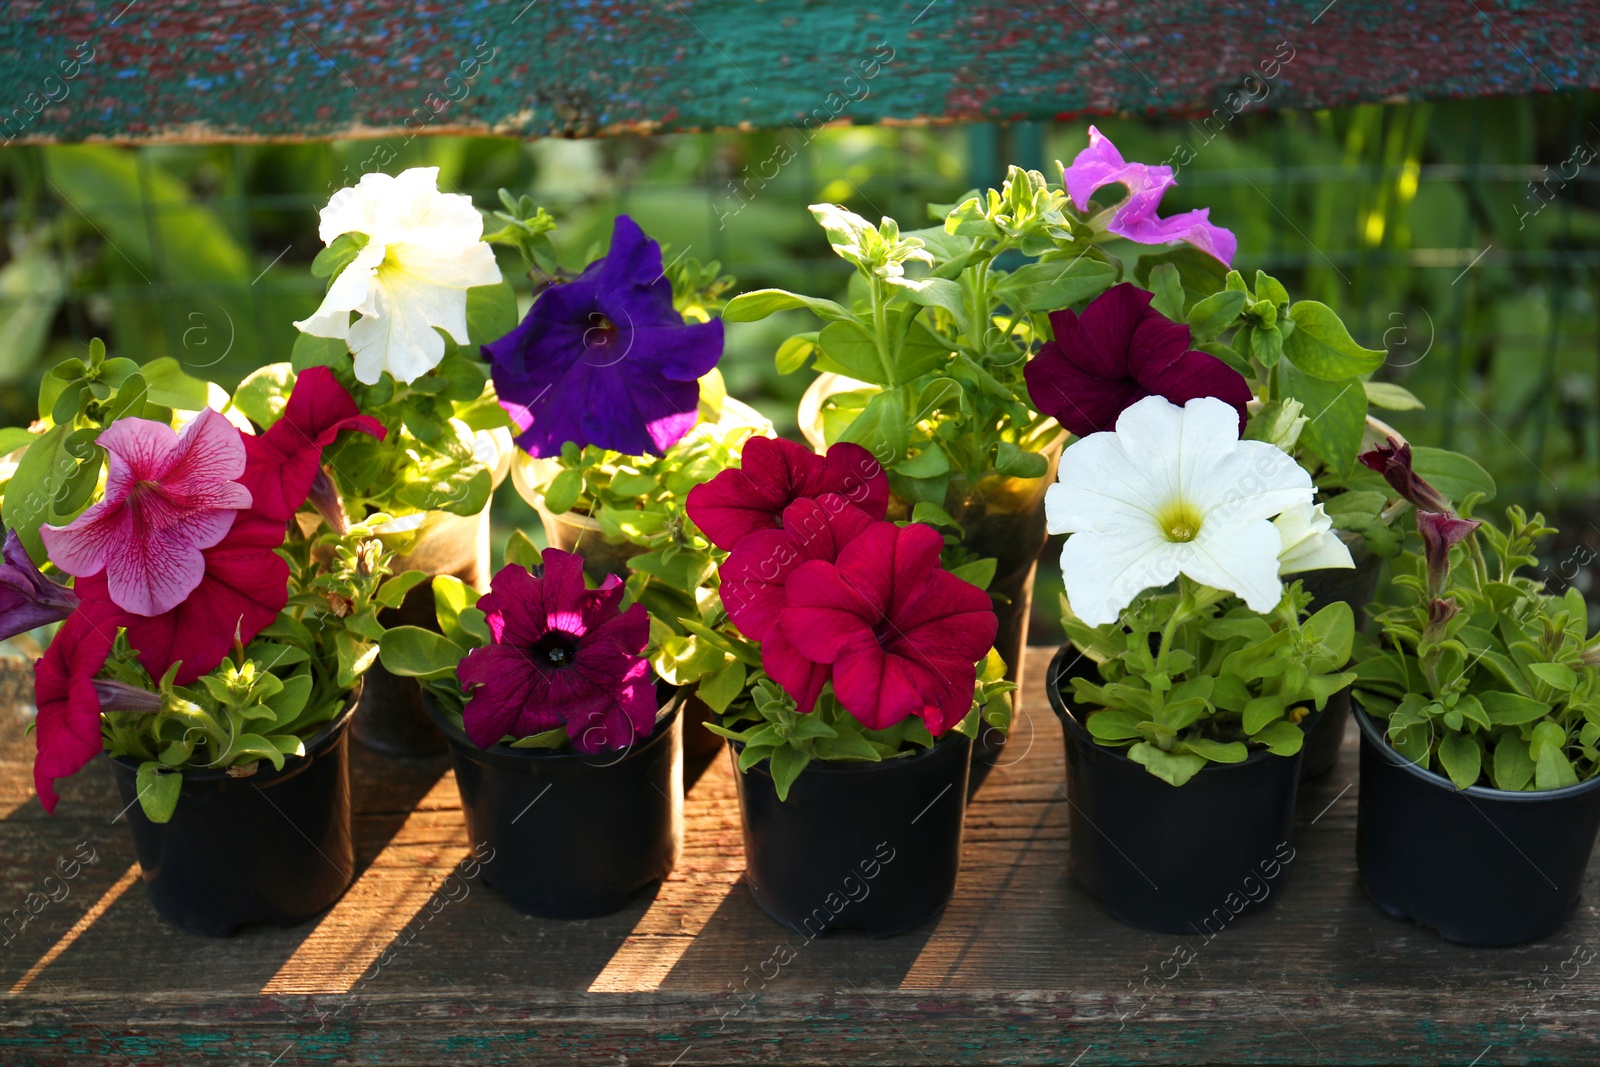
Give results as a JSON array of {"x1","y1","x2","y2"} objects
[
  {"x1": 0, "y1": 1, "x2": 1595, "y2": 145},
  {"x1": 1, "y1": 647, "x2": 1599, "y2": 1065}
]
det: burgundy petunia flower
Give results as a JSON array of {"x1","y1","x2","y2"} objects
[
  {"x1": 32, "y1": 597, "x2": 120, "y2": 812},
  {"x1": 237, "y1": 366, "x2": 386, "y2": 523},
  {"x1": 1416, "y1": 510, "x2": 1481, "y2": 598},
  {"x1": 1061, "y1": 126, "x2": 1237, "y2": 265},
  {"x1": 1359, "y1": 436, "x2": 1454, "y2": 515},
  {"x1": 41, "y1": 408, "x2": 252, "y2": 617},
  {"x1": 778, "y1": 522, "x2": 997, "y2": 735},
  {"x1": 0, "y1": 528, "x2": 78, "y2": 641},
  {"x1": 484, "y1": 214, "x2": 725, "y2": 459},
  {"x1": 458, "y1": 551, "x2": 656, "y2": 753},
  {"x1": 1023, "y1": 283, "x2": 1253, "y2": 438},
  {"x1": 719, "y1": 494, "x2": 876, "y2": 642},
  {"x1": 686, "y1": 437, "x2": 888, "y2": 552}
]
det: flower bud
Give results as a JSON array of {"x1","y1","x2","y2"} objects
[
  {"x1": 0, "y1": 529, "x2": 78, "y2": 641},
  {"x1": 307, "y1": 468, "x2": 349, "y2": 536},
  {"x1": 91, "y1": 678, "x2": 163, "y2": 713},
  {"x1": 1417, "y1": 510, "x2": 1481, "y2": 597},
  {"x1": 1358, "y1": 436, "x2": 1453, "y2": 514}
]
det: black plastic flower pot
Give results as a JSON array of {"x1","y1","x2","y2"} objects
[
  {"x1": 426, "y1": 685, "x2": 686, "y2": 920},
  {"x1": 107, "y1": 688, "x2": 360, "y2": 938},
  {"x1": 731, "y1": 730, "x2": 973, "y2": 938},
  {"x1": 1354, "y1": 704, "x2": 1600, "y2": 946},
  {"x1": 1297, "y1": 535, "x2": 1384, "y2": 780},
  {"x1": 1048, "y1": 646, "x2": 1308, "y2": 934}
]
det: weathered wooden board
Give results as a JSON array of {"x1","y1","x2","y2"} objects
[
  {"x1": 1, "y1": 647, "x2": 1598, "y2": 1065},
  {"x1": 1, "y1": 1, "x2": 1596, "y2": 145}
]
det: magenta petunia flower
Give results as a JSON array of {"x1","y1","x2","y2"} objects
[
  {"x1": 778, "y1": 522, "x2": 997, "y2": 735},
  {"x1": 720, "y1": 494, "x2": 876, "y2": 642},
  {"x1": 458, "y1": 551, "x2": 656, "y2": 753},
  {"x1": 686, "y1": 437, "x2": 888, "y2": 552},
  {"x1": 0, "y1": 528, "x2": 78, "y2": 641},
  {"x1": 32, "y1": 596, "x2": 120, "y2": 813},
  {"x1": 41, "y1": 408, "x2": 252, "y2": 618},
  {"x1": 1024, "y1": 283, "x2": 1253, "y2": 438},
  {"x1": 484, "y1": 214, "x2": 724, "y2": 459},
  {"x1": 1359, "y1": 436, "x2": 1454, "y2": 515},
  {"x1": 1062, "y1": 126, "x2": 1237, "y2": 265}
]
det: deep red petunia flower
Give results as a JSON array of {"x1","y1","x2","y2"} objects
[
  {"x1": 457, "y1": 551, "x2": 656, "y2": 753},
  {"x1": 778, "y1": 522, "x2": 997, "y2": 735},
  {"x1": 1023, "y1": 283, "x2": 1252, "y2": 438},
  {"x1": 1416, "y1": 510, "x2": 1481, "y2": 597},
  {"x1": 1358, "y1": 436, "x2": 1454, "y2": 515},
  {"x1": 237, "y1": 365, "x2": 386, "y2": 522},
  {"x1": 686, "y1": 437, "x2": 887, "y2": 551},
  {"x1": 32, "y1": 597, "x2": 121, "y2": 812},
  {"x1": 719, "y1": 494, "x2": 876, "y2": 642}
]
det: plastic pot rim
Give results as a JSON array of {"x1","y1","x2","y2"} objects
[
  {"x1": 1353, "y1": 700, "x2": 1600, "y2": 804},
  {"x1": 1046, "y1": 643, "x2": 1314, "y2": 779},
  {"x1": 107, "y1": 680, "x2": 363, "y2": 787},
  {"x1": 424, "y1": 682, "x2": 687, "y2": 771}
]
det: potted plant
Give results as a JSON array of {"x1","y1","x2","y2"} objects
[
  {"x1": 684, "y1": 440, "x2": 1013, "y2": 937},
  {"x1": 13, "y1": 347, "x2": 409, "y2": 936},
  {"x1": 1042, "y1": 380, "x2": 1357, "y2": 933},
  {"x1": 277, "y1": 169, "x2": 528, "y2": 755},
  {"x1": 486, "y1": 213, "x2": 766, "y2": 765},
  {"x1": 377, "y1": 546, "x2": 687, "y2": 920},
  {"x1": 1350, "y1": 441, "x2": 1600, "y2": 945}
]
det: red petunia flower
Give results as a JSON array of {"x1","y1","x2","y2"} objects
[
  {"x1": 1023, "y1": 283, "x2": 1252, "y2": 438},
  {"x1": 777, "y1": 522, "x2": 997, "y2": 735},
  {"x1": 686, "y1": 437, "x2": 887, "y2": 551},
  {"x1": 457, "y1": 551, "x2": 656, "y2": 753},
  {"x1": 237, "y1": 366, "x2": 386, "y2": 522},
  {"x1": 32, "y1": 597, "x2": 121, "y2": 812},
  {"x1": 719, "y1": 494, "x2": 876, "y2": 641}
]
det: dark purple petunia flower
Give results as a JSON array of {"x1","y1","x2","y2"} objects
[
  {"x1": 457, "y1": 550, "x2": 657, "y2": 754},
  {"x1": 0, "y1": 529, "x2": 78, "y2": 642},
  {"x1": 1023, "y1": 283, "x2": 1253, "y2": 438},
  {"x1": 1416, "y1": 510, "x2": 1480, "y2": 598},
  {"x1": 1359, "y1": 436, "x2": 1454, "y2": 515},
  {"x1": 483, "y1": 214, "x2": 724, "y2": 458}
]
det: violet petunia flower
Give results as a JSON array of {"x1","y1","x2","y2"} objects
[
  {"x1": 1359, "y1": 436, "x2": 1454, "y2": 515},
  {"x1": 457, "y1": 551, "x2": 657, "y2": 753},
  {"x1": 484, "y1": 215, "x2": 724, "y2": 459},
  {"x1": 0, "y1": 529, "x2": 78, "y2": 641},
  {"x1": 1023, "y1": 283, "x2": 1253, "y2": 438},
  {"x1": 1062, "y1": 127, "x2": 1237, "y2": 266},
  {"x1": 40, "y1": 409, "x2": 252, "y2": 618}
]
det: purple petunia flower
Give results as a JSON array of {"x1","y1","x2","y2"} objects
[
  {"x1": 483, "y1": 215, "x2": 724, "y2": 458},
  {"x1": 457, "y1": 550, "x2": 657, "y2": 754},
  {"x1": 1062, "y1": 127, "x2": 1237, "y2": 266},
  {"x1": 0, "y1": 529, "x2": 78, "y2": 642}
]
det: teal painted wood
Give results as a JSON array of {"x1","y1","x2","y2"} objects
[{"x1": 0, "y1": 1, "x2": 1595, "y2": 144}]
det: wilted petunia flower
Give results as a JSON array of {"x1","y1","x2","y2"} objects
[
  {"x1": 296, "y1": 167, "x2": 503, "y2": 385},
  {"x1": 0, "y1": 529, "x2": 78, "y2": 641}
]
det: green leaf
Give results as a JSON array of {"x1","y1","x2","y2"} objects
[
  {"x1": 0, "y1": 426, "x2": 35, "y2": 455},
  {"x1": 1362, "y1": 381, "x2": 1425, "y2": 411},
  {"x1": 136, "y1": 762, "x2": 183, "y2": 824},
  {"x1": 542, "y1": 468, "x2": 584, "y2": 515},
  {"x1": 1480, "y1": 690, "x2": 1551, "y2": 726},
  {"x1": 334, "y1": 632, "x2": 378, "y2": 689},
  {"x1": 1127, "y1": 743, "x2": 1208, "y2": 787},
  {"x1": 1186, "y1": 289, "x2": 1248, "y2": 342},
  {"x1": 465, "y1": 281, "x2": 519, "y2": 346},
  {"x1": 991, "y1": 258, "x2": 1116, "y2": 312},
  {"x1": 138, "y1": 357, "x2": 212, "y2": 411},
  {"x1": 910, "y1": 500, "x2": 962, "y2": 532},
  {"x1": 1147, "y1": 263, "x2": 1186, "y2": 321},
  {"x1": 3, "y1": 424, "x2": 75, "y2": 561},
  {"x1": 376, "y1": 570, "x2": 430, "y2": 610},
  {"x1": 1132, "y1": 247, "x2": 1227, "y2": 308},
  {"x1": 1251, "y1": 720, "x2": 1305, "y2": 756},
  {"x1": 815, "y1": 320, "x2": 891, "y2": 384},
  {"x1": 263, "y1": 674, "x2": 313, "y2": 730},
  {"x1": 723, "y1": 289, "x2": 857, "y2": 325},
  {"x1": 993, "y1": 441, "x2": 1048, "y2": 479},
  {"x1": 948, "y1": 557, "x2": 997, "y2": 590},
  {"x1": 1535, "y1": 739, "x2": 1580, "y2": 790},
  {"x1": 433, "y1": 575, "x2": 475, "y2": 644},
  {"x1": 839, "y1": 390, "x2": 907, "y2": 467},
  {"x1": 509, "y1": 726, "x2": 569, "y2": 749},
  {"x1": 1281, "y1": 300, "x2": 1386, "y2": 380},
  {"x1": 1181, "y1": 738, "x2": 1249, "y2": 763},
  {"x1": 378, "y1": 626, "x2": 466, "y2": 681},
  {"x1": 311, "y1": 232, "x2": 370, "y2": 279},
  {"x1": 1437, "y1": 731, "x2": 1482, "y2": 790},
  {"x1": 775, "y1": 333, "x2": 818, "y2": 375},
  {"x1": 1253, "y1": 270, "x2": 1290, "y2": 308},
  {"x1": 889, "y1": 276, "x2": 970, "y2": 336},
  {"x1": 291, "y1": 332, "x2": 350, "y2": 373},
  {"x1": 504, "y1": 529, "x2": 541, "y2": 569},
  {"x1": 1409, "y1": 447, "x2": 1496, "y2": 506},
  {"x1": 897, "y1": 441, "x2": 950, "y2": 478},
  {"x1": 1302, "y1": 601, "x2": 1355, "y2": 671},
  {"x1": 1086, "y1": 708, "x2": 1145, "y2": 741},
  {"x1": 911, "y1": 377, "x2": 962, "y2": 422},
  {"x1": 696, "y1": 657, "x2": 747, "y2": 714},
  {"x1": 1279, "y1": 365, "x2": 1366, "y2": 474},
  {"x1": 1493, "y1": 735, "x2": 1536, "y2": 792},
  {"x1": 768, "y1": 745, "x2": 810, "y2": 802},
  {"x1": 1530, "y1": 662, "x2": 1579, "y2": 692},
  {"x1": 1242, "y1": 696, "x2": 1285, "y2": 734}
]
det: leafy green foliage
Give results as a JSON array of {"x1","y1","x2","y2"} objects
[
  {"x1": 1062, "y1": 579, "x2": 1355, "y2": 787},
  {"x1": 1354, "y1": 505, "x2": 1600, "y2": 791}
]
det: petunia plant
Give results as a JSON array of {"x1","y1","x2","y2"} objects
[
  {"x1": 1049, "y1": 394, "x2": 1358, "y2": 786},
  {"x1": 1349, "y1": 445, "x2": 1600, "y2": 791},
  {"x1": 686, "y1": 439, "x2": 1012, "y2": 799},
  {"x1": 377, "y1": 548, "x2": 662, "y2": 754},
  {"x1": 14, "y1": 349, "x2": 426, "y2": 820}
]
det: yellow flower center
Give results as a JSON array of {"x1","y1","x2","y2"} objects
[{"x1": 1155, "y1": 499, "x2": 1203, "y2": 544}]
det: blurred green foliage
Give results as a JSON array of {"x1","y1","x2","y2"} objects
[{"x1": 1, "y1": 93, "x2": 1596, "y2": 643}]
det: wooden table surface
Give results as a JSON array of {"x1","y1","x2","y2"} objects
[{"x1": 2, "y1": 646, "x2": 1597, "y2": 1066}]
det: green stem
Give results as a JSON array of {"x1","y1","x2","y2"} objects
[{"x1": 868, "y1": 277, "x2": 896, "y2": 387}]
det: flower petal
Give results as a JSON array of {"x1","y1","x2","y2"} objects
[
  {"x1": 293, "y1": 242, "x2": 385, "y2": 340},
  {"x1": 1059, "y1": 527, "x2": 1181, "y2": 627},
  {"x1": 761, "y1": 622, "x2": 829, "y2": 715},
  {"x1": 32, "y1": 596, "x2": 120, "y2": 813},
  {"x1": 459, "y1": 644, "x2": 550, "y2": 747},
  {"x1": 1183, "y1": 518, "x2": 1290, "y2": 613}
]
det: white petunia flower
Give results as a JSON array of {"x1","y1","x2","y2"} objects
[
  {"x1": 1045, "y1": 395, "x2": 1315, "y2": 626},
  {"x1": 295, "y1": 167, "x2": 502, "y2": 385},
  {"x1": 1274, "y1": 501, "x2": 1355, "y2": 575}
]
